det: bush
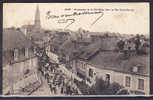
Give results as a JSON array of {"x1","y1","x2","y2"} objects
[
  {"x1": 88, "y1": 78, "x2": 127, "y2": 95},
  {"x1": 117, "y1": 40, "x2": 125, "y2": 51}
]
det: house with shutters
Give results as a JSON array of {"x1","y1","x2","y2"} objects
[
  {"x1": 3, "y1": 27, "x2": 39, "y2": 94},
  {"x1": 58, "y1": 33, "x2": 150, "y2": 95},
  {"x1": 74, "y1": 40, "x2": 150, "y2": 95}
]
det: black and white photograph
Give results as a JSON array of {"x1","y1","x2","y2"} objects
[{"x1": 2, "y1": 3, "x2": 150, "y2": 96}]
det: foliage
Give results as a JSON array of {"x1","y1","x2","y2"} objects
[
  {"x1": 117, "y1": 40, "x2": 125, "y2": 51},
  {"x1": 88, "y1": 78, "x2": 125, "y2": 95},
  {"x1": 74, "y1": 77, "x2": 129, "y2": 95},
  {"x1": 134, "y1": 34, "x2": 141, "y2": 53}
]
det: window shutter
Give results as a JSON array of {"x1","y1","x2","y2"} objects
[
  {"x1": 25, "y1": 48, "x2": 29, "y2": 58},
  {"x1": 14, "y1": 49, "x2": 18, "y2": 61}
]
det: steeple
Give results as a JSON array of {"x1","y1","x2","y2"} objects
[{"x1": 34, "y1": 5, "x2": 41, "y2": 29}]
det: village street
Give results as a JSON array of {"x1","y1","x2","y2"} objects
[
  {"x1": 29, "y1": 50, "x2": 82, "y2": 96},
  {"x1": 46, "y1": 52, "x2": 82, "y2": 95},
  {"x1": 47, "y1": 52, "x2": 82, "y2": 82},
  {"x1": 31, "y1": 72, "x2": 52, "y2": 96}
]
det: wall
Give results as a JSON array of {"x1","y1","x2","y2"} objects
[
  {"x1": 75, "y1": 59, "x2": 149, "y2": 95},
  {"x1": 88, "y1": 65, "x2": 150, "y2": 95},
  {"x1": 3, "y1": 47, "x2": 35, "y2": 66},
  {"x1": 3, "y1": 57, "x2": 38, "y2": 92}
]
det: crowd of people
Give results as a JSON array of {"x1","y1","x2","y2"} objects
[{"x1": 35, "y1": 47, "x2": 79, "y2": 95}]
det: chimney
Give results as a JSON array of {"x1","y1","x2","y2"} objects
[
  {"x1": 132, "y1": 64, "x2": 141, "y2": 73},
  {"x1": 23, "y1": 28, "x2": 27, "y2": 36},
  {"x1": 133, "y1": 66, "x2": 138, "y2": 73}
]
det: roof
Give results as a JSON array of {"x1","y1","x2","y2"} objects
[
  {"x1": 51, "y1": 32, "x2": 70, "y2": 50},
  {"x1": 3, "y1": 28, "x2": 33, "y2": 51},
  {"x1": 69, "y1": 32, "x2": 79, "y2": 40},
  {"x1": 59, "y1": 38, "x2": 77, "y2": 56},
  {"x1": 22, "y1": 25, "x2": 35, "y2": 31},
  {"x1": 30, "y1": 29, "x2": 47, "y2": 41},
  {"x1": 87, "y1": 32, "x2": 105, "y2": 36},
  {"x1": 87, "y1": 51, "x2": 149, "y2": 76},
  {"x1": 101, "y1": 37, "x2": 119, "y2": 50},
  {"x1": 56, "y1": 31, "x2": 70, "y2": 36},
  {"x1": 79, "y1": 40, "x2": 101, "y2": 60},
  {"x1": 77, "y1": 38, "x2": 92, "y2": 43},
  {"x1": 60, "y1": 39, "x2": 101, "y2": 60},
  {"x1": 22, "y1": 25, "x2": 50, "y2": 41},
  {"x1": 52, "y1": 36, "x2": 67, "y2": 46}
]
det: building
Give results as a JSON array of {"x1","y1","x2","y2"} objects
[
  {"x1": 20, "y1": 5, "x2": 51, "y2": 49},
  {"x1": 21, "y1": 5, "x2": 41, "y2": 39},
  {"x1": 3, "y1": 28, "x2": 39, "y2": 95},
  {"x1": 49, "y1": 31, "x2": 71, "y2": 54},
  {"x1": 74, "y1": 45, "x2": 150, "y2": 95},
  {"x1": 58, "y1": 34, "x2": 150, "y2": 95}
]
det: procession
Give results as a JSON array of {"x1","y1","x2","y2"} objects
[{"x1": 35, "y1": 47, "x2": 80, "y2": 95}]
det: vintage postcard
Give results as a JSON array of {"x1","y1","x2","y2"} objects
[{"x1": 3, "y1": 3, "x2": 150, "y2": 96}]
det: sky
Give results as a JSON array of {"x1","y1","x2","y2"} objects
[{"x1": 3, "y1": 3, "x2": 149, "y2": 35}]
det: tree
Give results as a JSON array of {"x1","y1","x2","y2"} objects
[
  {"x1": 104, "y1": 33, "x2": 109, "y2": 38},
  {"x1": 108, "y1": 82, "x2": 123, "y2": 94},
  {"x1": 134, "y1": 34, "x2": 141, "y2": 54},
  {"x1": 139, "y1": 43, "x2": 149, "y2": 55},
  {"x1": 117, "y1": 40, "x2": 125, "y2": 51},
  {"x1": 88, "y1": 78, "x2": 129, "y2": 95}
]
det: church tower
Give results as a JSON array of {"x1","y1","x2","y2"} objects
[{"x1": 34, "y1": 5, "x2": 41, "y2": 29}]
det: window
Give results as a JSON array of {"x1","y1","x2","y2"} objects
[
  {"x1": 83, "y1": 63, "x2": 86, "y2": 69},
  {"x1": 10, "y1": 50, "x2": 14, "y2": 60},
  {"x1": 31, "y1": 46, "x2": 34, "y2": 53},
  {"x1": 14, "y1": 49, "x2": 18, "y2": 61},
  {"x1": 81, "y1": 61, "x2": 84, "y2": 69},
  {"x1": 125, "y1": 76, "x2": 131, "y2": 87},
  {"x1": 21, "y1": 48, "x2": 25, "y2": 56},
  {"x1": 25, "y1": 48, "x2": 29, "y2": 58},
  {"x1": 66, "y1": 55, "x2": 69, "y2": 61},
  {"x1": 138, "y1": 79, "x2": 144, "y2": 90},
  {"x1": 105, "y1": 74, "x2": 110, "y2": 82},
  {"x1": 89, "y1": 68, "x2": 93, "y2": 77}
]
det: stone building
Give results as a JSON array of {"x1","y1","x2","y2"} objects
[
  {"x1": 3, "y1": 28, "x2": 39, "y2": 95},
  {"x1": 59, "y1": 38, "x2": 150, "y2": 95},
  {"x1": 74, "y1": 43, "x2": 150, "y2": 95},
  {"x1": 20, "y1": 5, "x2": 51, "y2": 48}
]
